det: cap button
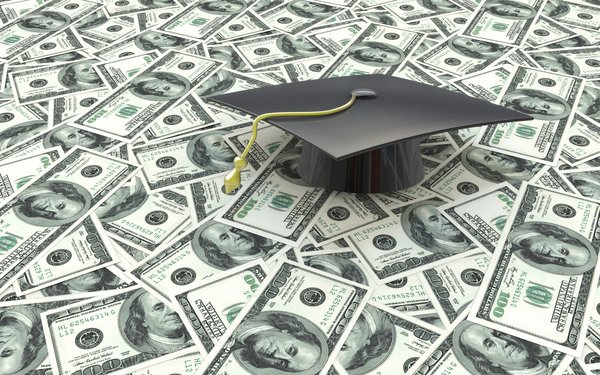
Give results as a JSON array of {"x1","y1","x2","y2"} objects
[{"x1": 351, "y1": 88, "x2": 377, "y2": 98}]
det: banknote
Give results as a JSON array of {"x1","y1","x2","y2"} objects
[
  {"x1": 0, "y1": 296, "x2": 78, "y2": 375},
  {"x1": 0, "y1": 148, "x2": 139, "y2": 294},
  {"x1": 224, "y1": 123, "x2": 291, "y2": 169},
  {"x1": 43, "y1": 285, "x2": 195, "y2": 375},
  {"x1": 15, "y1": 215, "x2": 117, "y2": 294},
  {"x1": 172, "y1": 259, "x2": 268, "y2": 354},
  {"x1": 308, "y1": 193, "x2": 394, "y2": 244},
  {"x1": 98, "y1": 177, "x2": 191, "y2": 251},
  {"x1": 135, "y1": 8, "x2": 178, "y2": 31},
  {"x1": 430, "y1": 10, "x2": 472, "y2": 36},
  {"x1": 335, "y1": 302, "x2": 442, "y2": 374},
  {"x1": 211, "y1": 10, "x2": 272, "y2": 43},
  {"x1": 564, "y1": 357, "x2": 595, "y2": 375},
  {"x1": 449, "y1": 64, "x2": 513, "y2": 102},
  {"x1": 207, "y1": 44, "x2": 250, "y2": 71},
  {"x1": 300, "y1": 248, "x2": 436, "y2": 314},
  {"x1": 198, "y1": 261, "x2": 370, "y2": 375},
  {"x1": 0, "y1": 147, "x2": 61, "y2": 200},
  {"x1": 416, "y1": 35, "x2": 512, "y2": 76},
  {"x1": 194, "y1": 68, "x2": 275, "y2": 98},
  {"x1": 104, "y1": 0, "x2": 181, "y2": 16},
  {"x1": 282, "y1": 55, "x2": 333, "y2": 81},
  {"x1": 526, "y1": 16, "x2": 578, "y2": 48},
  {"x1": 473, "y1": 66, "x2": 583, "y2": 164},
  {"x1": 10, "y1": 58, "x2": 105, "y2": 104},
  {"x1": 529, "y1": 48, "x2": 600, "y2": 79},
  {"x1": 384, "y1": 0, "x2": 464, "y2": 22},
  {"x1": 420, "y1": 252, "x2": 490, "y2": 326},
  {"x1": 578, "y1": 85, "x2": 600, "y2": 123},
  {"x1": 131, "y1": 348, "x2": 203, "y2": 375},
  {"x1": 306, "y1": 18, "x2": 367, "y2": 56},
  {"x1": 459, "y1": 0, "x2": 544, "y2": 47},
  {"x1": 261, "y1": 0, "x2": 343, "y2": 35},
  {"x1": 132, "y1": 124, "x2": 251, "y2": 192},
  {"x1": 543, "y1": 0, "x2": 600, "y2": 31},
  {"x1": 0, "y1": 0, "x2": 44, "y2": 23},
  {"x1": 215, "y1": 137, "x2": 335, "y2": 246},
  {"x1": 157, "y1": 0, "x2": 259, "y2": 41},
  {"x1": 531, "y1": 165, "x2": 577, "y2": 193},
  {"x1": 321, "y1": 23, "x2": 423, "y2": 77},
  {"x1": 93, "y1": 30, "x2": 198, "y2": 60},
  {"x1": 439, "y1": 183, "x2": 517, "y2": 253},
  {"x1": 74, "y1": 9, "x2": 137, "y2": 44},
  {"x1": 470, "y1": 183, "x2": 600, "y2": 355},
  {"x1": 410, "y1": 314, "x2": 571, "y2": 375},
  {"x1": 394, "y1": 60, "x2": 445, "y2": 87},
  {"x1": 545, "y1": 25, "x2": 600, "y2": 49},
  {"x1": 379, "y1": 185, "x2": 434, "y2": 204},
  {"x1": 128, "y1": 213, "x2": 287, "y2": 301},
  {"x1": 562, "y1": 168, "x2": 600, "y2": 201},
  {"x1": 19, "y1": 26, "x2": 84, "y2": 62},
  {"x1": 0, "y1": 102, "x2": 48, "y2": 153},
  {"x1": 95, "y1": 52, "x2": 160, "y2": 89},
  {"x1": 73, "y1": 51, "x2": 223, "y2": 141},
  {"x1": 142, "y1": 93, "x2": 218, "y2": 141},
  {"x1": 587, "y1": 283, "x2": 600, "y2": 353},
  {"x1": 348, "y1": 196, "x2": 479, "y2": 284},
  {"x1": 0, "y1": 0, "x2": 102, "y2": 60},
  {"x1": 232, "y1": 32, "x2": 324, "y2": 70},
  {"x1": 561, "y1": 113, "x2": 600, "y2": 165},
  {"x1": 421, "y1": 143, "x2": 544, "y2": 200},
  {"x1": 188, "y1": 170, "x2": 254, "y2": 223}
]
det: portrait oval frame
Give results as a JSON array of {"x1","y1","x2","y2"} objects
[
  {"x1": 508, "y1": 221, "x2": 597, "y2": 276},
  {"x1": 129, "y1": 71, "x2": 191, "y2": 101},
  {"x1": 17, "y1": 11, "x2": 72, "y2": 33},
  {"x1": 186, "y1": 129, "x2": 235, "y2": 172},
  {"x1": 347, "y1": 41, "x2": 406, "y2": 67},
  {"x1": 501, "y1": 88, "x2": 571, "y2": 121},
  {"x1": 13, "y1": 180, "x2": 92, "y2": 227},
  {"x1": 232, "y1": 310, "x2": 330, "y2": 375},
  {"x1": 483, "y1": 0, "x2": 536, "y2": 19}
]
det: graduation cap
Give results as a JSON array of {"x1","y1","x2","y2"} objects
[{"x1": 207, "y1": 74, "x2": 533, "y2": 194}]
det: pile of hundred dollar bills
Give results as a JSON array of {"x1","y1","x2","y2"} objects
[{"x1": 0, "y1": 0, "x2": 599, "y2": 374}]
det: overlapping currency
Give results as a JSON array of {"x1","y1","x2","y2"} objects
[{"x1": 0, "y1": 0, "x2": 598, "y2": 372}]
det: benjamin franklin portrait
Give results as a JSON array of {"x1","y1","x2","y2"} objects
[{"x1": 129, "y1": 72, "x2": 191, "y2": 101}]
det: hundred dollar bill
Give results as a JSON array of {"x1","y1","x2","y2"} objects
[
  {"x1": 142, "y1": 93, "x2": 218, "y2": 142},
  {"x1": 301, "y1": 248, "x2": 436, "y2": 314},
  {"x1": 348, "y1": 196, "x2": 479, "y2": 284},
  {"x1": 172, "y1": 259, "x2": 268, "y2": 354},
  {"x1": 128, "y1": 213, "x2": 286, "y2": 302},
  {"x1": 410, "y1": 314, "x2": 571, "y2": 375},
  {"x1": 562, "y1": 168, "x2": 600, "y2": 201},
  {"x1": 439, "y1": 183, "x2": 517, "y2": 253},
  {"x1": 578, "y1": 85, "x2": 600, "y2": 123},
  {"x1": 0, "y1": 148, "x2": 139, "y2": 294},
  {"x1": 224, "y1": 123, "x2": 290, "y2": 169},
  {"x1": 48, "y1": 89, "x2": 110, "y2": 126},
  {"x1": 0, "y1": 0, "x2": 102, "y2": 60},
  {"x1": 207, "y1": 44, "x2": 250, "y2": 71},
  {"x1": 232, "y1": 32, "x2": 324, "y2": 70},
  {"x1": 431, "y1": 10, "x2": 472, "y2": 36},
  {"x1": 459, "y1": 0, "x2": 545, "y2": 47},
  {"x1": 261, "y1": 0, "x2": 343, "y2": 35},
  {"x1": 582, "y1": 345, "x2": 600, "y2": 369},
  {"x1": 308, "y1": 193, "x2": 394, "y2": 245},
  {"x1": 104, "y1": 0, "x2": 181, "y2": 16},
  {"x1": 321, "y1": 23, "x2": 423, "y2": 77},
  {"x1": 0, "y1": 102, "x2": 48, "y2": 153},
  {"x1": 98, "y1": 177, "x2": 191, "y2": 251},
  {"x1": 14, "y1": 215, "x2": 117, "y2": 294},
  {"x1": 449, "y1": 63, "x2": 513, "y2": 102},
  {"x1": 384, "y1": 0, "x2": 464, "y2": 22},
  {"x1": 0, "y1": 296, "x2": 79, "y2": 375},
  {"x1": 95, "y1": 52, "x2": 160, "y2": 89},
  {"x1": 543, "y1": 0, "x2": 600, "y2": 31},
  {"x1": 586, "y1": 283, "x2": 600, "y2": 353},
  {"x1": 531, "y1": 165, "x2": 576, "y2": 193},
  {"x1": 215, "y1": 137, "x2": 335, "y2": 246},
  {"x1": 195, "y1": 68, "x2": 275, "y2": 98},
  {"x1": 420, "y1": 252, "x2": 490, "y2": 326},
  {"x1": 472, "y1": 66, "x2": 583, "y2": 164},
  {"x1": 564, "y1": 358, "x2": 593, "y2": 375},
  {"x1": 73, "y1": 51, "x2": 223, "y2": 141},
  {"x1": 526, "y1": 16, "x2": 578, "y2": 48},
  {"x1": 211, "y1": 10, "x2": 272, "y2": 43},
  {"x1": 9, "y1": 58, "x2": 105, "y2": 104},
  {"x1": 74, "y1": 9, "x2": 137, "y2": 44},
  {"x1": 379, "y1": 185, "x2": 434, "y2": 204},
  {"x1": 335, "y1": 302, "x2": 442, "y2": 374},
  {"x1": 43, "y1": 285, "x2": 195, "y2": 375},
  {"x1": 157, "y1": 0, "x2": 259, "y2": 41},
  {"x1": 197, "y1": 261, "x2": 370, "y2": 375},
  {"x1": 132, "y1": 124, "x2": 251, "y2": 192},
  {"x1": 93, "y1": 30, "x2": 198, "y2": 60},
  {"x1": 282, "y1": 55, "x2": 333, "y2": 81},
  {"x1": 0, "y1": 0, "x2": 44, "y2": 23},
  {"x1": 469, "y1": 183, "x2": 600, "y2": 355},
  {"x1": 19, "y1": 26, "x2": 84, "y2": 62},
  {"x1": 394, "y1": 61, "x2": 445, "y2": 87},
  {"x1": 306, "y1": 19, "x2": 368, "y2": 56},
  {"x1": 530, "y1": 48, "x2": 600, "y2": 79},
  {"x1": 131, "y1": 348, "x2": 203, "y2": 375},
  {"x1": 416, "y1": 35, "x2": 512, "y2": 76},
  {"x1": 561, "y1": 114, "x2": 600, "y2": 165},
  {"x1": 421, "y1": 143, "x2": 544, "y2": 200},
  {"x1": 0, "y1": 147, "x2": 61, "y2": 201}
]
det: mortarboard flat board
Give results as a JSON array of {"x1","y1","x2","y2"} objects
[{"x1": 207, "y1": 74, "x2": 533, "y2": 193}]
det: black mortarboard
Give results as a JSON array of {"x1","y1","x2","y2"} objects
[{"x1": 208, "y1": 74, "x2": 533, "y2": 194}]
